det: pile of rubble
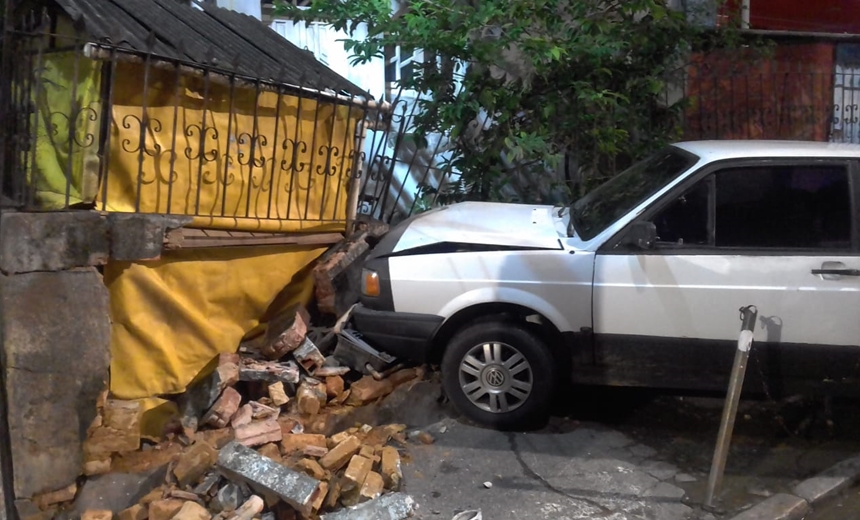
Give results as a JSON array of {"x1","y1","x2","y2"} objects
[{"x1": 35, "y1": 303, "x2": 428, "y2": 520}]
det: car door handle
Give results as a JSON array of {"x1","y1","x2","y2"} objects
[{"x1": 811, "y1": 268, "x2": 860, "y2": 276}]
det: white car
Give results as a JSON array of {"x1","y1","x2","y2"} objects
[{"x1": 351, "y1": 141, "x2": 860, "y2": 428}]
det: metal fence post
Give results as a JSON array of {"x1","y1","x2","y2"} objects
[{"x1": 705, "y1": 305, "x2": 759, "y2": 508}]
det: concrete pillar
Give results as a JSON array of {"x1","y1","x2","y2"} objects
[{"x1": 1, "y1": 269, "x2": 111, "y2": 498}]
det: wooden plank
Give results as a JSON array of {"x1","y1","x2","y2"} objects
[{"x1": 173, "y1": 230, "x2": 344, "y2": 249}]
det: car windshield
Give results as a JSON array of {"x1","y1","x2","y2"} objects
[{"x1": 570, "y1": 146, "x2": 699, "y2": 240}]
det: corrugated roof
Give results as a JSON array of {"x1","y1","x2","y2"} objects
[{"x1": 53, "y1": 0, "x2": 369, "y2": 97}]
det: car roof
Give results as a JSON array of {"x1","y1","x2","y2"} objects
[{"x1": 672, "y1": 140, "x2": 860, "y2": 162}]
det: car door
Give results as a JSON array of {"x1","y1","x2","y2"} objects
[{"x1": 589, "y1": 158, "x2": 860, "y2": 391}]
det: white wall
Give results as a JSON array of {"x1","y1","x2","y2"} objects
[
  {"x1": 216, "y1": 0, "x2": 262, "y2": 19},
  {"x1": 269, "y1": 19, "x2": 386, "y2": 96}
]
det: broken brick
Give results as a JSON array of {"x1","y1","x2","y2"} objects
[
  {"x1": 333, "y1": 389, "x2": 351, "y2": 405},
  {"x1": 227, "y1": 496, "x2": 264, "y2": 520},
  {"x1": 231, "y1": 405, "x2": 253, "y2": 429},
  {"x1": 312, "y1": 481, "x2": 329, "y2": 512},
  {"x1": 139, "y1": 487, "x2": 166, "y2": 505},
  {"x1": 257, "y1": 443, "x2": 282, "y2": 463},
  {"x1": 293, "y1": 338, "x2": 326, "y2": 374},
  {"x1": 171, "y1": 501, "x2": 211, "y2": 520},
  {"x1": 295, "y1": 458, "x2": 327, "y2": 481},
  {"x1": 118, "y1": 504, "x2": 148, "y2": 520},
  {"x1": 167, "y1": 489, "x2": 201, "y2": 502},
  {"x1": 277, "y1": 415, "x2": 301, "y2": 437},
  {"x1": 86, "y1": 399, "x2": 143, "y2": 455},
  {"x1": 314, "y1": 366, "x2": 351, "y2": 378},
  {"x1": 358, "y1": 445, "x2": 376, "y2": 460},
  {"x1": 234, "y1": 419, "x2": 282, "y2": 447},
  {"x1": 179, "y1": 354, "x2": 240, "y2": 432},
  {"x1": 202, "y1": 387, "x2": 242, "y2": 429},
  {"x1": 415, "y1": 431, "x2": 435, "y2": 445},
  {"x1": 328, "y1": 431, "x2": 350, "y2": 448},
  {"x1": 303, "y1": 445, "x2": 328, "y2": 458},
  {"x1": 358, "y1": 471, "x2": 384, "y2": 503},
  {"x1": 281, "y1": 434, "x2": 327, "y2": 456},
  {"x1": 345, "y1": 376, "x2": 394, "y2": 406},
  {"x1": 83, "y1": 458, "x2": 111, "y2": 476},
  {"x1": 313, "y1": 232, "x2": 370, "y2": 316},
  {"x1": 249, "y1": 401, "x2": 280, "y2": 420},
  {"x1": 81, "y1": 510, "x2": 112, "y2": 520},
  {"x1": 323, "y1": 476, "x2": 342, "y2": 511},
  {"x1": 319, "y1": 435, "x2": 361, "y2": 471},
  {"x1": 148, "y1": 499, "x2": 185, "y2": 520},
  {"x1": 268, "y1": 382, "x2": 290, "y2": 407},
  {"x1": 259, "y1": 304, "x2": 311, "y2": 359},
  {"x1": 341, "y1": 455, "x2": 373, "y2": 497},
  {"x1": 198, "y1": 428, "x2": 235, "y2": 450},
  {"x1": 34, "y1": 483, "x2": 77, "y2": 509},
  {"x1": 325, "y1": 376, "x2": 344, "y2": 399},
  {"x1": 217, "y1": 442, "x2": 321, "y2": 517},
  {"x1": 380, "y1": 447, "x2": 402, "y2": 490},
  {"x1": 387, "y1": 368, "x2": 421, "y2": 387},
  {"x1": 173, "y1": 441, "x2": 219, "y2": 487},
  {"x1": 296, "y1": 383, "x2": 323, "y2": 417}
]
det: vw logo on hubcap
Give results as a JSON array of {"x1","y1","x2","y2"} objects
[{"x1": 485, "y1": 367, "x2": 506, "y2": 387}]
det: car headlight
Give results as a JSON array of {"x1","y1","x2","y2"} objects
[{"x1": 361, "y1": 268, "x2": 380, "y2": 297}]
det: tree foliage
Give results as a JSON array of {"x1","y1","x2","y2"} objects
[{"x1": 277, "y1": 0, "x2": 738, "y2": 203}]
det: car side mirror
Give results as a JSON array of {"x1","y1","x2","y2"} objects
[{"x1": 626, "y1": 221, "x2": 657, "y2": 250}]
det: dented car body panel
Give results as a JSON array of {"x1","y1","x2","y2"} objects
[{"x1": 355, "y1": 140, "x2": 860, "y2": 396}]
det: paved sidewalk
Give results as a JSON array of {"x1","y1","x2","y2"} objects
[{"x1": 403, "y1": 417, "x2": 700, "y2": 520}]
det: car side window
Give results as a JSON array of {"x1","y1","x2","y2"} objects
[
  {"x1": 714, "y1": 165, "x2": 852, "y2": 250},
  {"x1": 652, "y1": 179, "x2": 710, "y2": 247}
]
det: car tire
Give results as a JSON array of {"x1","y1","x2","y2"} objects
[{"x1": 441, "y1": 320, "x2": 556, "y2": 430}]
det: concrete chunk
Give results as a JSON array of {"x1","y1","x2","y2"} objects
[
  {"x1": 217, "y1": 441, "x2": 321, "y2": 516},
  {"x1": 793, "y1": 475, "x2": 851, "y2": 504},
  {"x1": 239, "y1": 360, "x2": 301, "y2": 385},
  {"x1": 320, "y1": 492, "x2": 417, "y2": 520},
  {"x1": 294, "y1": 338, "x2": 326, "y2": 374},
  {"x1": 729, "y1": 493, "x2": 809, "y2": 520}
]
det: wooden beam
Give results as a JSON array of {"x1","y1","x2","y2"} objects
[{"x1": 164, "y1": 229, "x2": 343, "y2": 250}]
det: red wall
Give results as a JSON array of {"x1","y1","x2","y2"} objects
[
  {"x1": 722, "y1": 0, "x2": 860, "y2": 34},
  {"x1": 685, "y1": 43, "x2": 835, "y2": 141}
]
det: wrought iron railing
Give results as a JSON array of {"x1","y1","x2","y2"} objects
[{"x1": 0, "y1": 19, "x2": 395, "y2": 232}]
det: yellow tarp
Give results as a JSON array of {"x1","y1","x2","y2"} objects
[
  {"x1": 27, "y1": 58, "x2": 363, "y2": 438},
  {"x1": 102, "y1": 62, "x2": 361, "y2": 233},
  {"x1": 105, "y1": 244, "x2": 327, "y2": 437},
  {"x1": 26, "y1": 51, "x2": 102, "y2": 208}
]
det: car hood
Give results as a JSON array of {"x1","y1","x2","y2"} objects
[{"x1": 390, "y1": 201, "x2": 566, "y2": 253}]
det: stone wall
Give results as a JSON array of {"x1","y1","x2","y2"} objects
[{"x1": 0, "y1": 210, "x2": 176, "y2": 508}]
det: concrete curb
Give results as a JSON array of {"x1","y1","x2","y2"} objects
[{"x1": 726, "y1": 455, "x2": 860, "y2": 520}]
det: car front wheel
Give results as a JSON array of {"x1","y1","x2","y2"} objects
[{"x1": 441, "y1": 321, "x2": 555, "y2": 429}]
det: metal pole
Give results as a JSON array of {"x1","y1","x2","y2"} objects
[{"x1": 705, "y1": 305, "x2": 759, "y2": 508}]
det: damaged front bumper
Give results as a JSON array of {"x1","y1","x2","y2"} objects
[{"x1": 350, "y1": 304, "x2": 443, "y2": 363}]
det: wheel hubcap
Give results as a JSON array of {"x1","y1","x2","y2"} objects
[{"x1": 458, "y1": 342, "x2": 533, "y2": 414}]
